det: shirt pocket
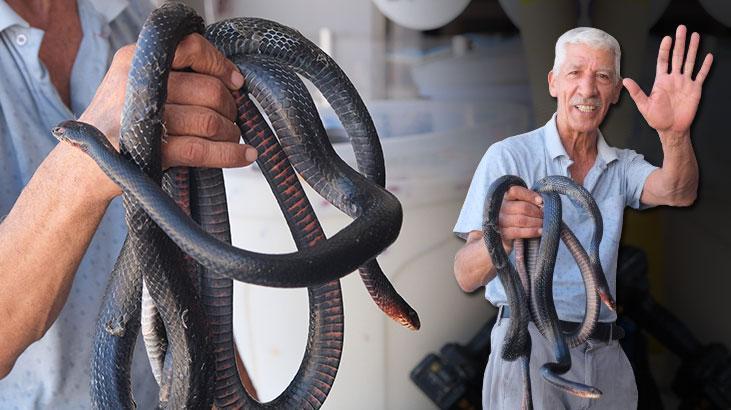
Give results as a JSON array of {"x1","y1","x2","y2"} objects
[{"x1": 596, "y1": 194, "x2": 625, "y2": 247}]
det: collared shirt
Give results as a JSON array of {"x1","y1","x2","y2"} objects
[
  {"x1": 0, "y1": 1, "x2": 157, "y2": 408},
  {"x1": 454, "y1": 114, "x2": 658, "y2": 323}
]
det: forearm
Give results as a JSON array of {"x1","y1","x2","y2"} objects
[
  {"x1": 649, "y1": 131, "x2": 699, "y2": 206},
  {"x1": 0, "y1": 143, "x2": 116, "y2": 377},
  {"x1": 453, "y1": 232, "x2": 502, "y2": 292}
]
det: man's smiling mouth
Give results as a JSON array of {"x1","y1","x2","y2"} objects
[{"x1": 575, "y1": 104, "x2": 598, "y2": 113}]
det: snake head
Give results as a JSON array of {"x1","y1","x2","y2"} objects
[
  {"x1": 52, "y1": 120, "x2": 116, "y2": 154},
  {"x1": 400, "y1": 308, "x2": 421, "y2": 331},
  {"x1": 599, "y1": 290, "x2": 617, "y2": 312},
  {"x1": 51, "y1": 124, "x2": 88, "y2": 153},
  {"x1": 51, "y1": 125, "x2": 70, "y2": 143}
]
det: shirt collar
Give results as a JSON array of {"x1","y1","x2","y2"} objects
[
  {"x1": 0, "y1": 2, "x2": 29, "y2": 33},
  {"x1": 88, "y1": 0, "x2": 129, "y2": 22},
  {"x1": 544, "y1": 113, "x2": 618, "y2": 166},
  {"x1": 0, "y1": 0, "x2": 128, "y2": 33},
  {"x1": 544, "y1": 114, "x2": 568, "y2": 160},
  {"x1": 596, "y1": 130, "x2": 618, "y2": 166}
]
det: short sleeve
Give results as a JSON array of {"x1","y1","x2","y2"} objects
[
  {"x1": 623, "y1": 149, "x2": 658, "y2": 209},
  {"x1": 453, "y1": 142, "x2": 517, "y2": 239}
]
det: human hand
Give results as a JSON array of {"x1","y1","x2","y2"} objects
[
  {"x1": 498, "y1": 186, "x2": 544, "y2": 252},
  {"x1": 622, "y1": 25, "x2": 713, "y2": 139},
  {"x1": 78, "y1": 33, "x2": 257, "y2": 176}
]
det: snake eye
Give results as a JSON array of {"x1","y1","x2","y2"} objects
[{"x1": 51, "y1": 127, "x2": 65, "y2": 138}]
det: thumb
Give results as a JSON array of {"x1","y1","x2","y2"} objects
[{"x1": 622, "y1": 78, "x2": 648, "y2": 113}]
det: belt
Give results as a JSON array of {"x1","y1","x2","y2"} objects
[{"x1": 498, "y1": 305, "x2": 624, "y2": 341}]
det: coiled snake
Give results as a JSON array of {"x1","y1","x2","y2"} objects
[
  {"x1": 482, "y1": 175, "x2": 616, "y2": 409},
  {"x1": 53, "y1": 3, "x2": 418, "y2": 408}
]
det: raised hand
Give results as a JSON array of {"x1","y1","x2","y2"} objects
[{"x1": 622, "y1": 25, "x2": 713, "y2": 138}]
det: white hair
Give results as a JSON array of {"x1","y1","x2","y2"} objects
[{"x1": 553, "y1": 27, "x2": 621, "y2": 81}]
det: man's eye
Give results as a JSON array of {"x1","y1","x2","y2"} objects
[{"x1": 598, "y1": 73, "x2": 610, "y2": 80}]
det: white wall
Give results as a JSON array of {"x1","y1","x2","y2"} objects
[{"x1": 212, "y1": 0, "x2": 388, "y2": 100}]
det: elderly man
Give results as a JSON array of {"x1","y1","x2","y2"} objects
[{"x1": 453, "y1": 26, "x2": 712, "y2": 408}]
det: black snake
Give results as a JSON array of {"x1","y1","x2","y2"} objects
[
  {"x1": 482, "y1": 174, "x2": 616, "y2": 409},
  {"x1": 53, "y1": 3, "x2": 418, "y2": 408}
]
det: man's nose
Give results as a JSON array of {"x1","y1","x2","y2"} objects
[{"x1": 577, "y1": 74, "x2": 598, "y2": 96}]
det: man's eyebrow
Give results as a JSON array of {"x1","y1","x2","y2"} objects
[{"x1": 597, "y1": 68, "x2": 616, "y2": 75}]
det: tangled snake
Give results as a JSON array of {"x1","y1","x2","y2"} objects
[
  {"x1": 482, "y1": 175, "x2": 617, "y2": 409},
  {"x1": 53, "y1": 3, "x2": 418, "y2": 408}
]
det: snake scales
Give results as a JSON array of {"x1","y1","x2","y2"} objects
[
  {"x1": 482, "y1": 175, "x2": 617, "y2": 409},
  {"x1": 53, "y1": 3, "x2": 418, "y2": 408}
]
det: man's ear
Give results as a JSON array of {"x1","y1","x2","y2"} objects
[
  {"x1": 548, "y1": 71, "x2": 557, "y2": 97},
  {"x1": 611, "y1": 78, "x2": 622, "y2": 104}
]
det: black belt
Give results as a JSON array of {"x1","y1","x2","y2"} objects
[{"x1": 498, "y1": 305, "x2": 624, "y2": 341}]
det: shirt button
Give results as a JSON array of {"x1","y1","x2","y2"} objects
[{"x1": 16, "y1": 34, "x2": 27, "y2": 46}]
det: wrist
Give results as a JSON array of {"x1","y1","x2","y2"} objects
[
  {"x1": 78, "y1": 109, "x2": 120, "y2": 151},
  {"x1": 52, "y1": 141, "x2": 122, "y2": 204},
  {"x1": 658, "y1": 130, "x2": 690, "y2": 146}
]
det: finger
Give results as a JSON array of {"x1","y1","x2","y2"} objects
[
  {"x1": 499, "y1": 213, "x2": 543, "y2": 230},
  {"x1": 504, "y1": 186, "x2": 542, "y2": 205},
  {"x1": 167, "y1": 71, "x2": 237, "y2": 120},
  {"x1": 501, "y1": 226, "x2": 543, "y2": 241},
  {"x1": 164, "y1": 105, "x2": 241, "y2": 143},
  {"x1": 684, "y1": 32, "x2": 700, "y2": 76},
  {"x1": 172, "y1": 33, "x2": 244, "y2": 90},
  {"x1": 501, "y1": 200, "x2": 543, "y2": 219},
  {"x1": 162, "y1": 137, "x2": 258, "y2": 169},
  {"x1": 656, "y1": 35, "x2": 672, "y2": 75},
  {"x1": 694, "y1": 53, "x2": 714, "y2": 85},
  {"x1": 622, "y1": 78, "x2": 648, "y2": 113},
  {"x1": 671, "y1": 25, "x2": 687, "y2": 74}
]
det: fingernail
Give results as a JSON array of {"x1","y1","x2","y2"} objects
[
  {"x1": 245, "y1": 147, "x2": 258, "y2": 162},
  {"x1": 231, "y1": 70, "x2": 244, "y2": 88},
  {"x1": 538, "y1": 228, "x2": 543, "y2": 235},
  {"x1": 535, "y1": 196, "x2": 543, "y2": 204}
]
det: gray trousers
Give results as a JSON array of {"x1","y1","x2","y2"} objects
[{"x1": 483, "y1": 315, "x2": 638, "y2": 409}]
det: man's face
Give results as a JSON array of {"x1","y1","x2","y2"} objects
[{"x1": 548, "y1": 43, "x2": 622, "y2": 135}]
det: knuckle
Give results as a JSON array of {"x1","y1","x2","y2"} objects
[
  {"x1": 500, "y1": 214, "x2": 517, "y2": 229},
  {"x1": 516, "y1": 202, "x2": 531, "y2": 214},
  {"x1": 181, "y1": 140, "x2": 206, "y2": 163},
  {"x1": 201, "y1": 113, "x2": 221, "y2": 137},
  {"x1": 221, "y1": 146, "x2": 242, "y2": 165},
  {"x1": 207, "y1": 50, "x2": 227, "y2": 74},
  {"x1": 502, "y1": 228, "x2": 516, "y2": 241},
  {"x1": 181, "y1": 33, "x2": 205, "y2": 56},
  {"x1": 212, "y1": 80, "x2": 230, "y2": 102},
  {"x1": 507, "y1": 186, "x2": 520, "y2": 198},
  {"x1": 113, "y1": 45, "x2": 135, "y2": 62}
]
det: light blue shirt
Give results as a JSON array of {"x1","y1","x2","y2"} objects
[
  {"x1": 0, "y1": 1, "x2": 157, "y2": 408},
  {"x1": 454, "y1": 115, "x2": 658, "y2": 323}
]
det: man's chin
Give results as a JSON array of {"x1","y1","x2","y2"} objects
[{"x1": 567, "y1": 115, "x2": 603, "y2": 134}]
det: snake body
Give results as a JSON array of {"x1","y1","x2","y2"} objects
[
  {"x1": 54, "y1": 3, "x2": 418, "y2": 408},
  {"x1": 483, "y1": 175, "x2": 617, "y2": 408}
]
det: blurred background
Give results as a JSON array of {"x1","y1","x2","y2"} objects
[{"x1": 169, "y1": 1, "x2": 730, "y2": 408}]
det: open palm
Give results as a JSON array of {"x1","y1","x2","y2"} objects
[{"x1": 623, "y1": 25, "x2": 713, "y2": 136}]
